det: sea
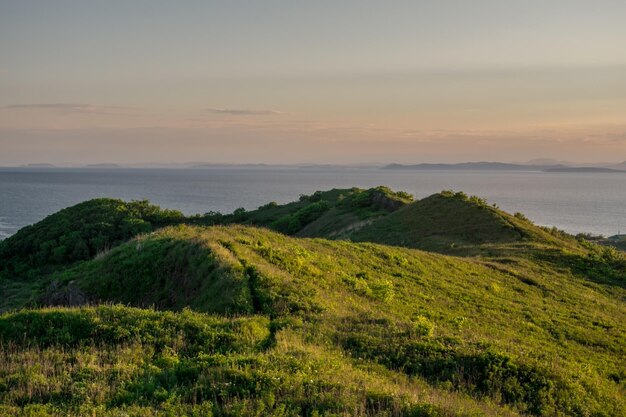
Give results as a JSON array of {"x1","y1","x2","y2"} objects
[{"x1": 1, "y1": 167, "x2": 625, "y2": 240}]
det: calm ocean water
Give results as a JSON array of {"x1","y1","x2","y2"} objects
[{"x1": 1, "y1": 167, "x2": 625, "y2": 240}]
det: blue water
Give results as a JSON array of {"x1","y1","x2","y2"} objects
[{"x1": 1, "y1": 167, "x2": 625, "y2": 239}]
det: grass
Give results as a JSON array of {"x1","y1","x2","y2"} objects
[
  {"x1": 0, "y1": 306, "x2": 516, "y2": 417},
  {"x1": 0, "y1": 188, "x2": 624, "y2": 416},
  {"x1": 8, "y1": 224, "x2": 623, "y2": 416},
  {"x1": 348, "y1": 191, "x2": 576, "y2": 254}
]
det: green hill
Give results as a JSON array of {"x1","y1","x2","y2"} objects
[
  {"x1": 4, "y1": 224, "x2": 623, "y2": 416},
  {"x1": 200, "y1": 186, "x2": 413, "y2": 238},
  {"x1": 0, "y1": 198, "x2": 185, "y2": 280},
  {"x1": 0, "y1": 188, "x2": 625, "y2": 416},
  {"x1": 349, "y1": 191, "x2": 570, "y2": 253}
]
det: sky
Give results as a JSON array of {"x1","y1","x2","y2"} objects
[{"x1": 1, "y1": 0, "x2": 626, "y2": 165}]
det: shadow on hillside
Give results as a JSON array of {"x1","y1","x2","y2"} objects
[
  {"x1": 30, "y1": 234, "x2": 259, "y2": 314},
  {"x1": 533, "y1": 248, "x2": 626, "y2": 290},
  {"x1": 336, "y1": 312, "x2": 592, "y2": 415}
]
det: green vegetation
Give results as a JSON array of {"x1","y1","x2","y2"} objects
[
  {"x1": 0, "y1": 199, "x2": 184, "y2": 280},
  {"x1": 0, "y1": 188, "x2": 624, "y2": 416},
  {"x1": 0, "y1": 305, "x2": 504, "y2": 417},
  {"x1": 349, "y1": 191, "x2": 569, "y2": 254},
  {"x1": 606, "y1": 235, "x2": 626, "y2": 252},
  {"x1": 199, "y1": 186, "x2": 413, "y2": 238}
]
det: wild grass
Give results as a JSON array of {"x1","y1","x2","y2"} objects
[
  {"x1": 1, "y1": 189, "x2": 624, "y2": 416},
  {"x1": 0, "y1": 306, "x2": 517, "y2": 417},
  {"x1": 6, "y1": 223, "x2": 622, "y2": 416}
]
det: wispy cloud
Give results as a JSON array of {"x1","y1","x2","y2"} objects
[
  {"x1": 6, "y1": 103, "x2": 133, "y2": 115},
  {"x1": 208, "y1": 108, "x2": 282, "y2": 115},
  {"x1": 7, "y1": 103, "x2": 87, "y2": 109}
]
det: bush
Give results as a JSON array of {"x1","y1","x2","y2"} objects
[
  {"x1": 233, "y1": 208, "x2": 248, "y2": 222},
  {"x1": 413, "y1": 316, "x2": 435, "y2": 338},
  {"x1": 514, "y1": 212, "x2": 529, "y2": 221}
]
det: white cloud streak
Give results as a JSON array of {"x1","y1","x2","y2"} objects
[{"x1": 5, "y1": 103, "x2": 133, "y2": 115}]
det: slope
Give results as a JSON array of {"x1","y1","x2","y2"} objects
[
  {"x1": 199, "y1": 186, "x2": 413, "y2": 238},
  {"x1": 0, "y1": 305, "x2": 516, "y2": 417},
  {"x1": 16, "y1": 224, "x2": 626, "y2": 417},
  {"x1": 350, "y1": 191, "x2": 579, "y2": 254},
  {"x1": 348, "y1": 191, "x2": 626, "y2": 289},
  {"x1": 0, "y1": 198, "x2": 185, "y2": 281}
]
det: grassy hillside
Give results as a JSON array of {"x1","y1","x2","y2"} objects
[
  {"x1": 349, "y1": 191, "x2": 573, "y2": 254},
  {"x1": 199, "y1": 186, "x2": 413, "y2": 238},
  {"x1": 349, "y1": 190, "x2": 626, "y2": 291},
  {"x1": 1, "y1": 188, "x2": 625, "y2": 416},
  {"x1": 0, "y1": 305, "x2": 517, "y2": 417},
  {"x1": 10, "y1": 224, "x2": 624, "y2": 416}
]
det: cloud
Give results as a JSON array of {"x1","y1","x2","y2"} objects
[
  {"x1": 208, "y1": 108, "x2": 282, "y2": 115},
  {"x1": 7, "y1": 103, "x2": 88, "y2": 109},
  {"x1": 5, "y1": 103, "x2": 133, "y2": 115}
]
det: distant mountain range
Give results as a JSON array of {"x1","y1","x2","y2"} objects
[
  {"x1": 384, "y1": 161, "x2": 626, "y2": 172},
  {"x1": 85, "y1": 163, "x2": 122, "y2": 168},
  {"x1": 10, "y1": 160, "x2": 626, "y2": 171},
  {"x1": 384, "y1": 162, "x2": 562, "y2": 171},
  {"x1": 544, "y1": 167, "x2": 623, "y2": 173},
  {"x1": 22, "y1": 163, "x2": 57, "y2": 168}
]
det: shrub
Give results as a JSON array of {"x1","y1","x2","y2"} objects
[
  {"x1": 233, "y1": 208, "x2": 248, "y2": 222},
  {"x1": 514, "y1": 212, "x2": 529, "y2": 221},
  {"x1": 413, "y1": 316, "x2": 435, "y2": 338}
]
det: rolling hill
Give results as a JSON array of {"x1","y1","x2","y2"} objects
[
  {"x1": 0, "y1": 198, "x2": 185, "y2": 280},
  {"x1": 197, "y1": 186, "x2": 413, "y2": 238},
  {"x1": 347, "y1": 191, "x2": 577, "y2": 253},
  {"x1": 0, "y1": 188, "x2": 624, "y2": 416}
]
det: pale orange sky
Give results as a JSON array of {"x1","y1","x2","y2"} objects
[{"x1": 1, "y1": 1, "x2": 625, "y2": 165}]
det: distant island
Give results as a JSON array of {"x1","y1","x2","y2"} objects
[
  {"x1": 22, "y1": 163, "x2": 56, "y2": 168},
  {"x1": 544, "y1": 167, "x2": 624, "y2": 173},
  {"x1": 384, "y1": 162, "x2": 626, "y2": 173},
  {"x1": 5, "y1": 160, "x2": 625, "y2": 172},
  {"x1": 383, "y1": 162, "x2": 566, "y2": 171},
  {"x1": 84, "y1": 163, "x2": 122, "y2": 168}
]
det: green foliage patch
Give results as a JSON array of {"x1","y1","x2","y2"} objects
[
  {"x1": 0, "y1": 199, "x2": 184, "y2": 280},
  {"x1": 198, "y1": 186, "x2": 413, "y2": 238}
]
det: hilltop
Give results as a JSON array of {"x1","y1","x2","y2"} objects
[
  {"x1": 0, "y1": 198, "x2": 185, "y2": 281},
  {"x1": 198, "y1": 186, "x2": 413, "y2": 238},
  {"x1": 347, "y1": 191, "x2": 580, "y2": 254},
  {"x1": 0, "y1": 188, "x2": 624, "y2": 416}
]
